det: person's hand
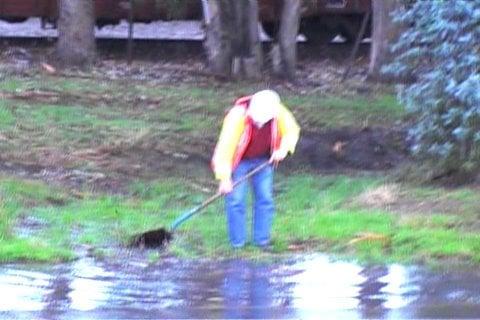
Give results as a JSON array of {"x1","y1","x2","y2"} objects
[
  {"x1": 219, "y1": 178, "x2": 233, "y2": 194},
  {"x1": 269, "y1": 148, "x2": 288, "y2": 165}
]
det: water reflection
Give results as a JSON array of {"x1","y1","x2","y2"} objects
[
  {"x1": 0, "y1": 268, "x2": 51, "y2": 312},
  {"x1": 358, "y1": 265, "x2": 389, "y2": 318},
  {"x1": 68, "y1": 257, "x2": 114, "y2": 311},
  {"x1": 223, "y1": 260, "x2": 284, "y2": 319},
  {"x1": 1, "y1": 254, "x2": 480, "y2": 319},
  {"x1": 41, "y1": 264, "x2": 71, "y2": 319}
]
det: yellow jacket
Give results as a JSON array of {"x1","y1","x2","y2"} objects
[{"x1": 212, "y1": 97, "x2": 300, "y2": 181}]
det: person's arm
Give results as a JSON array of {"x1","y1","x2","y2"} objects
[
  {"x1": 212, "y1": 108, "x2": 245, "y2": 191},
  {"x1": 270, "y1": 104, "x2": 301, "y2": 164}
]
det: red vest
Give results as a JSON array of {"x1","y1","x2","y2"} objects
[{"x1": 229, "y1": 96, "x2": 281, "y2": 170}]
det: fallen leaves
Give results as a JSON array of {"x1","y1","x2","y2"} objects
[
  {"x1": 41, "y1": 62, "x2": 56, "y2": 74},
  {"x1": 348, "y1": 232, "x2": 391, "y2": 247},
  {"x1": 332, "y1": 140, "x2": 348, "y2": 155}
]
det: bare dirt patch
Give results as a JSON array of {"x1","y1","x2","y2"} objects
[
  {"x1": 355, "y1": 184, "x2": 465, "y2": 216},
  {"x1": 0, "y1": 126, "x2": 409, "y2": 194},
  {"x1": 0, "y1": 38, "x2": 371, "y2": 93},
  {"x1": 290, "y1": 126, "x2": 408, "y2": 172},
  {"x1": 356, "y1": 184, "x2": 400, "y2": 207},
  {"x1": 66, "y1": 125, "x2": 408, "y2": 191}
]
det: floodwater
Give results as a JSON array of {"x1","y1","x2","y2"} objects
[{"x1": 1, "y1": 254, "x2": 480, "y2": 320}]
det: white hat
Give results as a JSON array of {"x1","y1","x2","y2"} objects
[{"x1": 247, "y1": 90, "x2": 281, "y2": 126}]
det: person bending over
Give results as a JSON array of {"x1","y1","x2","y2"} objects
[{"x1": 212, "y1": 90, "x2": 300, "y2": 249}]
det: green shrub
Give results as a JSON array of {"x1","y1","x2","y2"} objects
[{"x1": 384, "y1": 0, "x2": 480, "y2": 178}]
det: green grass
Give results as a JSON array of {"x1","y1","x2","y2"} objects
[
  {"x1": 1, "y1": 74, "x2": 479, "y2": 266},
  {"x1": 0, "y1": 75, "x2": 405, "y2": 136},
  {"x1": 286, "y1": 93, "x2": 404, "y2": 128},
  {"x1": 0, "y1": 178, "x2": 74, "y2": 261},
  {"x1": 0, "y1": 75, "x2": 406, "y2": 180},
  {"x1": 0, "y1": 77, "x2": 406, "y2": 176},
  {"x1": 0, "y1": 102, "x2": 15, "y2": 128},
  {"x1": 0, "y1": 77, "x2": 120, "y2": 94},
  {"x1": 0, "y1": 101, "x2": 150, "y2": 150},
  {"x1": 1, "y1": 173, "x2": 480, "y2": 265},
  {"x1": 0, "y1": 238, "x2": 73, "y2": 262}
]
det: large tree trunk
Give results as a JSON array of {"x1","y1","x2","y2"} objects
[
  {"x1": 202, "y1": 0, "x2": 262, "y2": 78},
  {"x1": 368, "y1": 0, "x2": 403, "y2": 81},
  {"x1": 272, "y1": 0, "x2": 301, "y2": 80},
  {"x1": 232, "y1": 0, "x2": 263, "y2": 79},
  {"x1": 202, "y1": 0, "x2": 232, "y2": 75},
  {"x1": 56, "y1": 0, "x2": 96, "y2": 67}
]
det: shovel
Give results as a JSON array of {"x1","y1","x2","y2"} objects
[{"x1": 130, "y1": 161, "x2": 270, "y2": 248}]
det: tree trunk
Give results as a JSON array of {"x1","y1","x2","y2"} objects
[
  {"x1": 202, "y1": 0, "x2": 233, "y2": 75},
  {"x1": 202, "y1": 0, "x2": 262, "y2": 78},
  {"x1": 277, "y1": 0, "x2": 301, "y2": 79},
  {"x1": 247, "y1": 0, "x2": 263, "y2": 78},
  {"x1": 368, "y1": 0, "x2": 403, "y2": 81},
  {"x1": 56, "y1": 0, "x2": 96, "y2": 67},
  {"x1": 229, "y1": 0, "x2": 263, "y2": 79}
]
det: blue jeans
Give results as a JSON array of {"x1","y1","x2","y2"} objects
[{"x1": 225, "y1": 157, "x2": 274, "y2": 248}]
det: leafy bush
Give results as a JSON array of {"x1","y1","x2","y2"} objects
[{"x1": 384, "y1": 0, "x2": 480, "y2": 178}]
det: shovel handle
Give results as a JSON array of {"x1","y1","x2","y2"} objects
[
  {"x1": 170, "y1": 161, "x2": 270, "y2": 230},
  {"x1": 200, "y1": 160, "x2": 270, "y2": 208}
]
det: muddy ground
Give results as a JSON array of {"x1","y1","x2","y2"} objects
[
  {"x1": 0, "y1": 37, "x2": 408, "y2": 193},
  {"x1": 0, "y1": 126, "x2": 409, "y2": 194},
  {"x1": 0, "y1": 34, "x2": 371, "y2": 87}
]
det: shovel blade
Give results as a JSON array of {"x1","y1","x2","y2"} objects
[{"x1": 129, "y1": 228, "x2": 173, "y2": 248}]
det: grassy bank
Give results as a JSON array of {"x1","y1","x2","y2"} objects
[
  {"x1": 1, "y1": 74, "x2": 479, "y2": 265},
  {"x1": 1, "y1": 173, "x2": 480, "y2": 265}
]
